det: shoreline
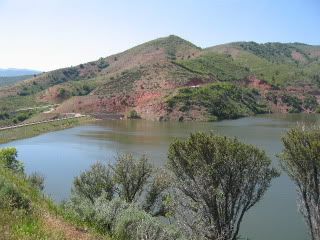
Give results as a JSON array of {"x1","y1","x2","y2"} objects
[{"x1": 0, "y1": 116, "x2": 95, "y2": 144}]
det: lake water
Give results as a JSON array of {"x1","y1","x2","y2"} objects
[{"x1": 2, "y1": 114, "x2": 319, "y2": 240}]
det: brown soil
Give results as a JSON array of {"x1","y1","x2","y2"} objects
[{"x1": 42, "y1": 212, "x2": 105, "y2": 240}]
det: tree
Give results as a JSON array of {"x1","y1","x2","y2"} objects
[
  {"x1": 280, "y1": 125, "x2": 320, "y2": 240},
  {"x1": 167, "y1": 132, "x2": 279, "y2": 240}
]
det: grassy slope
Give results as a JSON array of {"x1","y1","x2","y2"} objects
[{"x1": 0, "y1": 162, "x2": 109, "y2": 240}]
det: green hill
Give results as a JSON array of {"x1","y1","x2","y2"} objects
[{"x1": 0, "y1": 35, "x2": 319, "y2": 124}]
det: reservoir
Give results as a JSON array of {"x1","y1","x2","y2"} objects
[{"x1": 2, "y1": 114, "x2": 319, "y2": 240}]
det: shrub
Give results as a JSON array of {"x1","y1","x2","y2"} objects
[
  {"x1": 0, "y1": 148, "x2": 24, "y2": 174},
  {"x1": 281, "y1": 94, "x2": 303, "y2": 113},
  {"x1": 127, "y1": 110, "x2": 141, "y2": 119},
  {"x1": 27, "y1": 172, "x2": 45, "y2": 191},
  {"x1": 94, "y1": 197, "x2": 130, "y2": 232},
  {"x1": 112, "y1": 154, "x2": 152, "y2": 202},
  {"x1": 72, "y1": 162, "x2": 114, "y2": 203},
  {"x1": 114, "y1": 206, "x2": 182, "y2": 240},
  {"x1": 97, "y1": 58, "x2": 109, "y2": 70},
  {"x1": 280, "y1": 125, "x2": 320, "y2": 240},
  {"x1": 168, "y1": 132, "x2": 279, "y2": 240},
  {"x1": 303, "y1": 95, "x2": 318, "y2": 111},
  {"x1": 0, "y1": 176, "x2": 30, "y2": 210}
]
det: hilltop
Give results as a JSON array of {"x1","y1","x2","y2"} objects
[{"x1": 0, "y1": 35, "x2": 319, "y2": 124}]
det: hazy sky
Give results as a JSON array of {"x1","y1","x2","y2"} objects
[{"x1": 1, "y1": 0, "x2": 319, "y2": 71}]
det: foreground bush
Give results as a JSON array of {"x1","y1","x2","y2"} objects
[
  {"x1": 67, "y1": 153, "x2": 175, "y2": 238},
  {"x1": 71, "y1": 154, "x2": 171, "y2": 217},
  {"x1": 280, "y1": 125, "x2": 320, "y2": 240},
  {"x1": 65, "y1": 195, "x2": 183, "y2": 240},
  {"x1": 168, "y1": 132, "x2": 279, "y2": 240}
]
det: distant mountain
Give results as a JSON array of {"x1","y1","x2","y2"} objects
[
  {"x1": 0, "y1": 35, "x2": 319, "y2": 121},
  {"x1": 0, "y1": 75, "x2": 36, "y2": 87},
  {"x1": 0, "y1": 68, "x2": 41, "y2": 77}
]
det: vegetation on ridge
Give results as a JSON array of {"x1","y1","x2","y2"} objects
[{"x1": 167, "y1": 82, "x2": 268, "y2": 121}]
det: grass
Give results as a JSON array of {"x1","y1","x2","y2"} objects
[
  {"x1": 0, "y1": 150, "x2": 110, "y2": 240},
  {"x1": 0, "y1": 95, "x2": 41, "y2": 111},
  {"x1": 0, "y1": 117, "x2": 94, "y2": 144}
]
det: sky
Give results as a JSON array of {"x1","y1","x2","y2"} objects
[{"x1": 0, "y1": 0, "x2": 319, "y2": 71}]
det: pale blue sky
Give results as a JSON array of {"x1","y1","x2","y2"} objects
[{"x1": 1, "y1": 0, "x2": 319, "y2": 71}]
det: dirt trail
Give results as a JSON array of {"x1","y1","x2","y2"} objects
[{"x1": 42, "y1": 212, "x2": 104, "y2": 240}]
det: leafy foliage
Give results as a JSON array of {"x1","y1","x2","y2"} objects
[
  {"x1": 67, "y1": 153, "x2": 175, "y2": 238},
  {"x1": 168, "y1": 132, "x2": 279, "y2": 240},
  {"x1": 112, "y1": 154, "x2": 153, "y2": 202},
  {"x1": 73, "y1": 162, "x2": 114, "y2": 203},
  {"x1": 0, "y1": 148, "x2": 24, "y2": 174},
  {"x1": 280, "y1": 126, "x2": 320, "y2": 240},
  {"x1": 70, "y1": 154, "x2": 171, "y2": 217}
]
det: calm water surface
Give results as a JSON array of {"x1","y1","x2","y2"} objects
[{"x1": 2, "y1": 114, "x2": 320, "y2": 240}]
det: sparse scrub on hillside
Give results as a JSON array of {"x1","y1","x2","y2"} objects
[
  {"x1": 303, "y1": 95, "x2": 318, "y2": 111},
  {"x1": 95, "y1": 69, "x2": 143, "y2": 96},
  {"x1": 167, "y1": 82, "x2": 268, "y2": 120},
  {"x1": 175, "y1": 53, "x2": 250, "y2": 81},
  {"x1": 236, "y1": 42, "x2": 309, "y2": 64},
  {"x1": 281, "y1": 94, "x2": 303, "y2": 113},
  {"x1": 0, "y1": 109, "x2": 36, "y2": 127}
]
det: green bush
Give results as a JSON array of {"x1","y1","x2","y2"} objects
[
  {"x1": 0, "y1": 148, "x2": 24, "y2": 174},
  {"x1": 127, "y1": 110, "x2": 141, "y2": 119},
  {"x1": 72, "y1": 162, "x2": 114, "y2": 203},
  {"x1": 27, "y1": 172, "x2": 45, "y2": 191},
  {"x1": 114, "y1": 206, "x2": 182, "y2": 240},
  {"x1": 0, "y1": 176, "x2": 30, "y2": 210}
]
